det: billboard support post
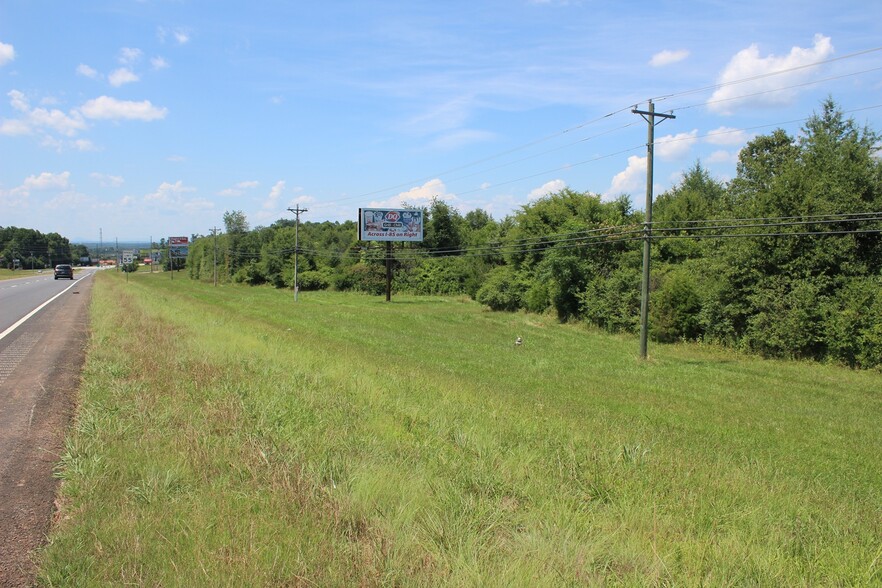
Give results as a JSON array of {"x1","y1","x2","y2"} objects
[{"x1": 385, "y1": 241, "x2": 392, "y2": 302}]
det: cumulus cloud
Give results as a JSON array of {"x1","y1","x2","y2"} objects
[
  {"x1": 705, "y1": 126, "x2": 752, "y2": 146},
  {"x1": 0, "y1": 41, "x2": 14, "y2": 66},
  {"x1": 77, "y1": 64, "x2": 100, "y2": 79},
  {"x1": 23, "y1": 171, "x2": 71, "y2": 191},
  {"x1": 108, "y1": 68, "x2": 139, "y2": 87},
  {"x1": 261, "y1": 180, "x2": 288, "y2": 210},
  {"x1": 650, "y1": 49, "x2": 689, "y2": 67},
  {"x1": 528, "y1": 179, "x2": 566, "y2": 201},
  {"x1": 606, "y1": 155, "x2": 646, "y2": 199},
  {"x1": 80, "y1": 96, "x2": 167, "y2": 121},
  {"x1": 0, "y1": 118, "x2": 30, "y2": 136},
  {"x1": 708, "y1": 34, "x2": 834, "y2": 114},
  {"x1": 118, "y1": 47, "x2": 143, "y2": 65},
  {"x1": 656, "y1": 130, "x2": 699, "y2": 160},
  {"x1": 72, "y1": 139, "x2": 97, "y2": 152},
  {"x1": 91, "y1": 172, "x2": 125, "y2": 187},
  {"x1": 370, "y1": 178, "x2": 453, "y2": 209},
  {"x1": 6, "y1": 90, "x2": 87, "y2": 136},
  {"x1": 707, "y1": 150, "x2": 739, "y2": 164},
  {"x1": 217, "y1": 180, "x2": 259, "y2": 197},
  {"x1": 158, "y1": 27, "x2": 191, "y2": 45},
  {"x1": 145, "y1": 180, "x2": 196, "y2": 204},
  {"x1": 9, "y1": 89, "x2": 29, "y2": 112},
  {"x1": 151, "y1": 56, "x2": 169, "y2": 70}
]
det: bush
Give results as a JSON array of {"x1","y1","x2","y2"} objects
[
  {"x1": 232, "y1": 260, "x2": 266, "y2": 285},
  {"x1": 578, "y1": 266, "x2": 641, "y2": 333},
  {"x1": 293, "y1": 269, "x2": 332, "y2": 291},
  {"x1": 335, "y1": 262, "x2": 386, "y2": 295},
  {"x1": 651, "y1": 267, "x2": 702, "y2": 342},
  {"x1": 824, "y1": 277, "x2": 882, "y2": 369},
  {"x1": 743, "y1": 277, "x2": 828, "y2": 360},
  {"x1": 475, "y1": 266, "x2": 526, "y2": 312}
]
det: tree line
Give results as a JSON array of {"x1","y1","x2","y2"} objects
[
  {"x1": 0, "y1": 227, "x2": 88, "y2": 269},
  {"x1": 187, "y1": 99, "x2": 882, "y2": 368}
]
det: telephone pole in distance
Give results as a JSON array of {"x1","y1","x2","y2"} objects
[
  {"x1": 632, "y1": 100, "x2": 675, "y2": 360},
  {"x1": 287, "y1": 206, "x2": 308, "y2": 301}
]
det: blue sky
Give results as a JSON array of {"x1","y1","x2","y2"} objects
[{"x1": 1, "y1": 1, "x2": 881, "y2": 242}]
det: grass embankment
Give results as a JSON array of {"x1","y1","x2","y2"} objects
[{"x1": 41, "y1": 271, "x2": 882, "y2": 586}]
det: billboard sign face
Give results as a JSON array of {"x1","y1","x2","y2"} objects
[
  {"x1": 358, "y1": 208, "x2": 424, "y2": 242},
  {"x1": 169, "y1": 236, "x2": 189, "y2": 259}
]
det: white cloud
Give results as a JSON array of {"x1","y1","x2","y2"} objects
[
  {"x1": 0, "y1": 41, "x2": 14, "y2": 66},
  {"x1": 159, "y1": 27, "x2": 191, "y2": 45},
  {"x1": 91, "y1": 172, "x2": 125, "y2": 187},
  {"x1": 528, "y1": 179, "x2": 566, "y2": 201},
  {"x1": 706, "y1": 126, "x2": 751, "y2": 146},
  {"x1": 23, "y1": 171, "x2": 71, "y2": 191},
  {"x1": 108, "y1": 68, "x2": 140, "y2": 87},
  {"x1": 145, "y1": 181, "x2": 196, "y2": 207},
  {"x1": 80, "y1": 96, "x2": 167, "y2": 121},
  {"x1": 43, "y1": 190, "x2": 92, "y2": 211},
  {"x1": 264, "y1": 180, "x2": 286, "y2": 209},
  {"x1": 30, "y1": 107, "x2": 87, "y2": 136},
  {"x1": 650, "y1": 49, "x2": 689, "y2": 67},
  {"x1": 606, "y1": 155, "x2": 646, "y2": 199},
  {"x1": 708, "y1": 34, "x2": 834, "y2": 114},
  {"x1": 370, "y1": 178, "x2": 453, "y2": 209},
  {"x1": 118, "y1": 47, "x2": 143, "y2": 65},
  {"x1": 77, "y1": 64, "x2": 100, "y2": 79},
  {"x1": 73, "y1": 139, "x2": 97, "y2": 151},
  {"x1": 7, "y1": 90, "x2": 87, "y2": 136},
  {"x1": 218, "y1": 180, "x2": 259, "y2": 197},
  {"x1": 707, "y1": 150, "x2": 739, "y2": 165},
  {"x1": 9, "y1": 89, "x2": 29, "y2": 112},
  {"x1": 656, "y1": 130, "x2": 699, "y2": 160},
  {"x1": 0, "y1": 118, "x2": 30, "y2": 136},
  {"x1": 151, "y1": 56, "x2": 169, "y2": 70}
]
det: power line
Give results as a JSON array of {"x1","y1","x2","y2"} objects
[{"x1": 304, "y1": 45, "x2": 882, "y2": 216}]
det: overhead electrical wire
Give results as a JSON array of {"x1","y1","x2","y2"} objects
[{"x1": 306, "y1": 44, "x2": 882, "y2": 214}]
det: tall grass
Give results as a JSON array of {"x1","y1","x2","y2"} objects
[{"x1": 41, "y1": 272, "x2": 882, "y2": 586}]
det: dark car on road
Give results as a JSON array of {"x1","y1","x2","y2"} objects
[{"x1": 54, "y1": 264, "x2": 74, "y2": 279}]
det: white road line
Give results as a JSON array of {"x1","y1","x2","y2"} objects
[{"x1": 0, "y1": 275, "x2": 89, "y2": 342}]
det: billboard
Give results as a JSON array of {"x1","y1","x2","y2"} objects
[
  {"x1": 358, "y1": 208, "x2": 424, "y2": 242},
  {"x1": 169, "y1": 236, "x2": 189, "y2": 259}
]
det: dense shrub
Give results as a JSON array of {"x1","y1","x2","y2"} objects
[{"x1": 475, "y1": 266, "x2": 526, "y2": 312}]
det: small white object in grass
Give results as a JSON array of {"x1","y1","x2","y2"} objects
[{"x1": 515, "y1": 336, "x2": 523, "y2": 346}]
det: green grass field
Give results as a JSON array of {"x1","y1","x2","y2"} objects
[{"x1": 41, "y1": 271, "x2": 882, "y2": 586}]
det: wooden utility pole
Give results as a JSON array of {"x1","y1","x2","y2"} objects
[
  {"x1": 211, "y1": 227, "x2": 219, "y2": 286},
  {"x1": 287, "y1": 206, "x2": 308, "y2": 301},
  {"x1": 632, "y1": 100, "x2": 675, "y2": 360}
]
